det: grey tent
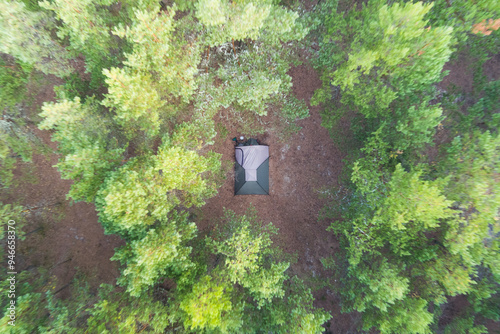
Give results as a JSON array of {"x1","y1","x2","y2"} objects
[{"x1": 234, "y1": 140, "x2": 269, "y2": 195}]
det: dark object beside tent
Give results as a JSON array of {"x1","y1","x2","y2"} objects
[{"x1": 234, "y1": 139, "x2": 269, "y2": 195}]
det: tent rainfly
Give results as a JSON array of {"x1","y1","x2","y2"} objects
[{"x1": 234, "y1": 139, "x2": 269, "y2": 195}]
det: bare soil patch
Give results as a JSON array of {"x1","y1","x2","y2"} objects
[
  {"x1": 3, "y1": 143, "x2": 122, "y2": 299},
  {"x1": 439, "y1": 52, "x2": 476, "y2": 94}
]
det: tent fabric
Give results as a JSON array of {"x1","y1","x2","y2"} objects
[
  {"x1": 234, "y1": 162, "x2": 246, "y2": 194},
  {"x1": 235, "y1": 146, "x2": 269, "y2": 170},
  {"x1": 234, "y1": 143, "x2": 269, "y2": 195},
  {"x1": 245, "y1": 169, "x2": 257, "y2": 181},
  {"x1": 235, "y1": 181, "x2": 268, "y2": 195},
  {"x1": 256, "y1": 158, "x2": 269, "y2": 193}
]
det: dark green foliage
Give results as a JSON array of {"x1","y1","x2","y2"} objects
[
  {"x1": 423, "y1": 0, "x2": 500, "y2": 44},
  {"x1": 0, "y1": 58, "x2": 33, "y2": 111},
  {"x1": 86, "y1": 284, "x2": 170, "y2": 333},
  {"x1": 0, "y1": 58, "x2": 35, "y2": 187},
  {"x1": 0, "y1": 121, "x2": 34, "y2": 188},
  {"x1": 0, "y1": 269, "x2": 95, "y2": 333}
]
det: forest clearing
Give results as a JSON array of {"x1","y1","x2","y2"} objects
[{"x1": 0, "y1": 0, "x2": 499, "y2": 333}]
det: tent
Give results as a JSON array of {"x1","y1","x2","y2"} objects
[{"x1": 234, "y1": 139, "x2": 269, "y2": 195}]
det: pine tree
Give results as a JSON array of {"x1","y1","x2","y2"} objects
[
  {"x1": 0, "y1": 0, "x2": 72, "y2": 77},
  {"x1": 102, "y1": 6, "x2": 201, "y2": 137},
  {"x1": 189, "y1": 0, "x2": 308, "y2": 119},
  {"x1": 424, "y1": 0, "x2": 500, "y2": 42},
  {"x1": 206, "y1": 209, "x2": 289, "y2": 306},
  {"x1": 312, "y1": 0, "x2": 454, "y2": 120},
  {"x1": 86, "y1": 284, "x2": 170, "y2": 333},
  {"x1": 178, "y1": 274, "x2": 244, "y2": 332},
  {"x1": 0, "y1": 120, "x2": 33, "y2": 188},
  {"x1": 39, "y1": 0, "x2": 159, "y2": 87},
  {"x1": 39, "y1": 96, "x2": 125, "y2": 202},
  {"x1": 95, "y1": 136, "x2": 221, "y2": 237},
  {"x1": 112, "y1": 212, "x2": 197, "y2": 297},
  {"x1": 325, "y1": 146, "x2": 500, "y2": 333}
]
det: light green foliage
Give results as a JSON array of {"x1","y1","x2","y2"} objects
[
  {"x1": 179, "y1": 275, "x2": 243, "y2": 332},
  {"x1": 284, "y1": 292, "x2": 332, "y2": 333},
  {"x1": 115, "y1": 7, "x2": 200, "y2": 101},
  {"x1": 420, "y1": 254, "x2": 474, "y2": 298},
  {"x1": 170, "y1": 208, "x2": 330, "y2": 333},
  {"x1": 0, "y1": 269, "x2": 95, "y2": 333},
  {"x1": 96, "y1": 137, "x2": 220, "y2": 237},
  {"x1": 208, "y1": 209, "x2": 288, "y2": 305},
  {"x1": 196, "y1": 0, "x2": 270, "y2": 43},
  {"x1": 324, "y1": 131, "x2": 500, "y2": 332},
  {"x1": 0, "y1": 292, "x2": 46, "y2": 332},
  {"x1": 348, "y1": 125, "x2": 392, "y2": 195},
  {"x1": 345, "y1": 163, "x2": 454, "y2": 265},
  {"x1": 329, "y1": 129, "x2": 500, "y2": 333},
  {"x1": 39, "y1": 97, "x2": 125, "y2": 202},
  {"x1": 171, "y1": 117, "x2": 217, "y2": 150},
  {"x1": 253, "y1": 276, "x2": 332, "y2": 334},
  {"x1": 39, "y1": 98, "x2": 86, "y2": 148},
  {"x1": 218, "y1": 65, "x2": 282, "y2": 116},
  {"x1": 281, "y1": 95, "x2": 310, "y2": 122},
  {"x1": 190, "y1": 0, "x2": 308, "y2": 119},
  {"x1": 351, "y1": 260, "x2": 410, "y2": 313},
  {"x1": 38, "y1": 0, "x2": 119, "y2": 76},
  {"x1": 112, "y1": 212, "x2": 197, "y2": 297},
  {"x1": 2, "y1": 0, "x2": 324, "y2": 332},
  {"x1": 195, "y1": 0, "x2": 305, "y2": 46},
  {"x1": 39, "y1": 0, "x2": 159, "y2": 87},
  {"x1": 327, "y1": 160, "x2": 488, "y2": 332},
  {"x1": 313, "y1": 0, "x2": 454, "y2": 119},
  {"x1": 102, "y1": 67, "x2": 165, "y2": 136},
  {"x1": 39, "y1": 0, "x2": 114, "y2": 50},
  {"x1": 313, "y1": 6, "x2": 484, "y2": 331},
  {"x1": 322, "y1": 0, "x2": 498, "y2": 332},
  {"x1": 364, "y1": 297, "x2": 434, "y2": 334},
  {"x1": 0, "y1": 0, "x2": 72, "y2": 77},
  {"x1": 393, "y1": 100, "x2": 444, "y2": 151},
  {"x1": 378, "y1": 164, "x2": 452, "y2": 239},
  {"x1": 103, "y1": 6, "x2": 200, "y2": 137},
  {"x1": 0, "y1": 202, "x2": 26, "y2": 243}
]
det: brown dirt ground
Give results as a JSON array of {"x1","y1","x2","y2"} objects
[{"x1": 1, "y1": 74, "x2": 123, "y2": 299}]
